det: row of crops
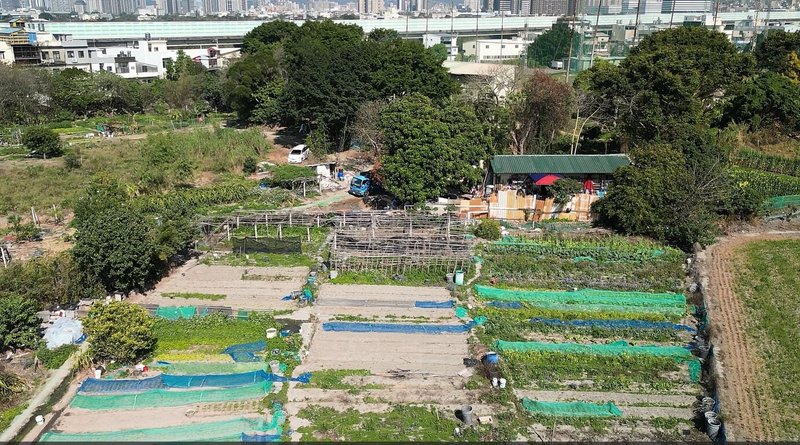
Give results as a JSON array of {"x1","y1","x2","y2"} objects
[
  {"x1": 729, "y1": 167, "x2": 800, "y2": 200},
  {"x1": 471, "y1": 234, "x2": 702, "y2": 437},
  {"x1": 731, "y1": 148, "x2": 800, "y2": 178},
  {"x1": 134, "y1": 183, "x2": 299, "y2": 213}
]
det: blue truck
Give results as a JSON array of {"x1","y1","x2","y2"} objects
[{"x1": 349, "y1": 174, "x2": 371, "y2": 197}]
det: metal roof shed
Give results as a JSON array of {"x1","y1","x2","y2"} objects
[{"x1": 488, "y1": 154, "x2": 631, "y2": 186}]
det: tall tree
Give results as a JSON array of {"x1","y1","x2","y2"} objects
[
  {"x1": 378, "y1": 94, "x2": 491, "y2": 203},
  {"x1": 224, "y1": 48, "x2": 285, "y2": 124},
  {"x1": 241, "y1": 20, "x2": 299, "y2": 54},
  {"x1": 752, "y1": 29, "x2": 800, "y2": 75},
  {"x1": 508, "y1": 71, "x2": 573, "y2": 154},
  {"x1": 526, "y1": 23, "x2": 581, "y2": 68}
]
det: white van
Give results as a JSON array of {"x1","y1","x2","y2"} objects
[{"x1": 287, "y1": 144, "x2": 309, "y2": 164}]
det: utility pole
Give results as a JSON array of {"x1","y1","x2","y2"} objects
[
  {"x1": 669, "y1": 0, "x2": 676, "y2": 28},
  {"x1": 590, "y1": 0, "x2": 601, "y2": 67},
  {"x1": 633, "y1": 0, "x2": 642, "y2": 43},
  {"x1": 713, "y1": 0, "x2": 721, "y2": 30},
  {"x1": 565, "y1": 0, "x2": 577, "y2": 82},
  {"x1": 475, "y1": 10, "x2": 480, "y2": 61},
  {"x1": 500, "y1": 10, "x2": 504, "y2": 61}
]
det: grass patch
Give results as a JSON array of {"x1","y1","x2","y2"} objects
[
  {"x1": 0, "y1": 403, "x2": 26, "y2": 432},
  {"x1": 734, "y1": 239, "x2": 800, "y2": 439},
  {"x1": 162, "y1": 292, "x2": 226, "y2": 301},
  {"x1": 35, "y1": 344, "x2": 78, "y2": 369},
  {"x1": 306, "y1": 369, "x2": 381, "y2": 390},
  {"x1": 204, "y1": 252, "x2": 315, "y2": 268},
  {"x1": 297, "y1": 405, "x2": 481, "y2": 441},
  {"x1": 206, "y1": 226, "x2": 329, "y2": 268}
]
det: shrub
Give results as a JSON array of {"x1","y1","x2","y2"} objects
[
  {"x1": 0, "y1": 295, "x2": 40, "y2": 350},
  {"x1": 63, "y1": 152, "x2": 81, "y2": 170},
  {"x1": 549, "y1": 178, "x2": 582, "y2": 205},
  {"x1": 83, "y1": 302, "x2": 155, "y2": 364},
  {"x1": 243, "y1": 156, "x2": 258, "y2": 174},
  {"x1": 21, "y1": 127, "x2": 62, "y2": 159},
  {"x1": 473, "y1": 219, "x2": 501, "y2": 240},
  {"x1": 36, "y1": 344, "x2": 78, "y2": 369}
]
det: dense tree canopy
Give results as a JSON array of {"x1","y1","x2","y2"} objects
[
  {"x1": 753, "y1": 29, "x2": 800, "y2": 76},
  {"x1": 579, "y1": 27, "x2": 754, "y2": 143},
  {"x1": 527, "y1": 23, "x2": 580, "y2": 67},
  {"x1": 508, "y1": 71, "x2": 573, "y2": 154},
  {"x1": 241, "y1": 20, "x2": 299, "y2": 54},
  {"x1": 21, "y1": 127, "x2": 62, "y2": 159},
  {"x1": 378, "y1": 94, "x2": 491, "y2": 203},
  {"x1": 226, "y1": 20, "x2": 458, "y2": 149},
  {"x1": 720, "y1": 72, "x2": 800, "y2": 132}
]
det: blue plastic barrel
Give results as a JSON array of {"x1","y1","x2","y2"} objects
[
  {"x1": 484, "y1": 352, "x2": 499, "y2": 364},
  {"x1": 280, "y1": 329, "x2": 290, "y2": 337}
]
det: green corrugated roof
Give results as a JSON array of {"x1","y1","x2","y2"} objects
[{"x1": 490, "y1": 154, "x2": 631, "y2": 175}]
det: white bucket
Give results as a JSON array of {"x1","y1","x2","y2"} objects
[
  {"x1": 266, "y1": 328, "x2": 278, "y2": 339},
  {"x1": 707, "y1": 416, "x2": 721, "y2": 440},
  {"x1": 35, "y1": 415, "x2": 44, "y2": 425},
  {"x1": 269, "y1": 360, "x2": 281, "y2": 374},
  {"x1": 94, "y1": 369, "x2": 102, "y2": 379},
  {"x1": 454, "y1": 270, "x2": 465, "y2": 286},
  {"x1": 704, "y1": 411, "x2": 719, "y2": 421},
  {"x1": 329, "y1": 270, "x2": 338, "y2": 279},
  {"x1": 499, "y1": 378, "x2": 507, "y2": 389},
  {"x1": 491, "y1": 377, "x2": 498, "y2": 387}
]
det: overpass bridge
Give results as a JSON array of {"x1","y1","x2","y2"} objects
[{"x1": 41, "y1": 11, "x2": 800, "y2": 48}]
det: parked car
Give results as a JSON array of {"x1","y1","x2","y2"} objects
[{"x1": 287, "y1": 144, "x2": 309, "y2": 163}]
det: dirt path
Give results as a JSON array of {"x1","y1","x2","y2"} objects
[{"x1": 703, "y1": 230, "x2": 800, "y2": 441}]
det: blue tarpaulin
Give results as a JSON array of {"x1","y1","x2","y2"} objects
[
  {"x1": 322, "y1": 321, "x2": 478, "y2": 334},
  {"x1": 414, "y1": 300, "x2": 456, "y2": 308},
  {"x1": 224, "y1": 340, "x2": 267, "y2": 362},
  {"x1": 78, "y1": 371, "x2": 312, "y2": 393},
  {"x1": 530, "y1": 317, "x2": 696, "y2": 333}
]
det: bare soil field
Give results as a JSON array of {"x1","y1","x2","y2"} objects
[
  {"x1": 134, "y1": 264, "x2": 309, "y2": 310},
  {"x1": 50, "y1": 406, "x2": 260, "y2": 433},
  {"x1": 702, "y1": 230, "x2": 800, "y2": 441},
  {"x1": 314, "y1": 284, "x2": 457, "y2": 320}
]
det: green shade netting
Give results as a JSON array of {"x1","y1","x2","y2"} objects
[
  {"x1": 495, "y1": 340, "x2": 693, "y2": 360},
  {"x1": 71, "y1": 381, "x2": 273, "y2": 411},
  {"x1": 474, "y1": 285, "x2": 685, "y2": 308},
  {"x1": 155, "y1": 306, "x2": 198, "y2": 320},
  {"x1": 455, "y1": 307, "x2": 468, "y2": 319},
  {"x1": 41, "y1": 417, "x2": 265, "y2": 442},
  {"x1": 521, "y1": 398, "x2": 623, "y2": 417},
  {"x1": 154, "y1": 361, "x2": 266, "y2": 375},
  {"x1": 41, "y1": 410, "x2": 285, "y2": 442}
]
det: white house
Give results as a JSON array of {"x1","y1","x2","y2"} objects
[{"x1": 462, "y1": 37, "x2": 530, "y2": 63}]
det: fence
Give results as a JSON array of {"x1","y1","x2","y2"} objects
[{"x1": 231, "y1": 236, "x2": 302, "y2": 254}]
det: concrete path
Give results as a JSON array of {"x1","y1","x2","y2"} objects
[{"x1": 0, "y1": 344, "x2": 86, "y2": 442}]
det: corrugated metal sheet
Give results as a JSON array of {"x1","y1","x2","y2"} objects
[{"x1": 490, "y1": 154, "x2": 631, "y2": 175}]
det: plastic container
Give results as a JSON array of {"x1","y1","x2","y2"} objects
[
  {"x1": 454, "y1": 270, "x2": 465, "y2": 286},
  {"x1": 484, "y1": 352, "x2": 499, "y2": 364},
  {"x1": 94, "y1": 369, "x2": 102, "y2": 379},
  {"x1": 491, "y1": 377, "x2": 498, "y2": 387},
  {"x1": 707, "y1": 416, "x2": 721, "y2": 440},
  {"x1": 266, "y1": 328, "x2": 278, "y2": 339},
  {"x1": 499, "y1": 378, "x2": 507, "y2": 389},
  {"x1": 269, "y1": 360, "x2": 281, "y2": 374},
  {"x1": 446, "y1": 273, "x2": 454, "y2": 284},
  {"x1": 35, "y1": 415, "x2": 44, "y2": 425},
  {"x1": 329, "y1": 270, "x2": 338, "y2": 279},
  {"x1": 460, "y1": 405, "x2": 473, "y2": 425},
  {"x1": 280, "y1": 329, "x2": 290, "y2": 337}
]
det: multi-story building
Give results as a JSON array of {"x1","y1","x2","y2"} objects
[
  {"x1": 422, "y1": 33, "x2": 458, "y2": 60},
  {"x1": 661, "y1": 0, "x2": 711, "y2": 13},
  {"x1": 530, "y1": 0, "x2": 571, "y2": 16},
  {"x1": 357, "y1": 0, "x2": 382, "y2": 13},
  {"x1": 0, "y1": 41, "x2": 15, "y2": 65},
  {"x1": 463, "y1": 36, "x2": 529, "y2": 62}
]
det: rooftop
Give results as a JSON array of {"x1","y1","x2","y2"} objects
[{"x1": 490, "y1": 154, "x2": 631, "y2": 175}]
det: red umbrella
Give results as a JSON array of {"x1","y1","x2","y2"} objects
[
  {"x1": 534, "y1": 174, "x2": 562, "y2": 186},
  {"x1": 584, "y1": 178, "x2": 594, "y2": 193}
]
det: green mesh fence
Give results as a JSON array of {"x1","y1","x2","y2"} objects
[
  {"x1": 475, "y1": 285, "x2": 686, "y2": 317},
  {"x1": 71, "y1": 381, "x2": 273, "y2": 410},
  {"x1": 41, "y1": 415, "x2": 279, "y2": 442},
  {"x1": 155, "y1": 361, "x2": 267, "y2": 375},
  {"x1": 495, "y1": 340, "x2": 693, "y2": 359},
  {"x1": 521, "y1": 398, "x2": 623, "y2": 417},
  {"x1": 155, "y1": 306, "x2": 199, "y2": 320},
  {"x1": 474, "y1": 285, "x2": 685, "y2": 307},
  {"x1": 764, "y1": 194, "x2": 800, "y2": 209}
]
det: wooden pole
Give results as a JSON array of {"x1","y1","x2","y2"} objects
[
  {"x1": 236, "y1": 216, "x2": 240, "y2": 229},
  {"x1": 226, "y1": 225, "x2": 231, "y2": 241},
  {"x1": 303, "y1": 181, "x2": 306, "y2": 197},
  {"x1": 278, "y1": 224, "x2": 282, "y2": 239},
  {"x1": 254, "y1": 225, "x2": 258, "y2": 239},
  {"x1": 316, "y1": 215, "x2": 320, "y2": 228},
  {"x1": 289, "y1": 212, "x2": 293, "y2": 226},
  {"x1": 1, "y1": 247, "x2": 8, "y2": 268},
  {"x1": 307, "y1": 227, "x2": 311, "y2": 242}
]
